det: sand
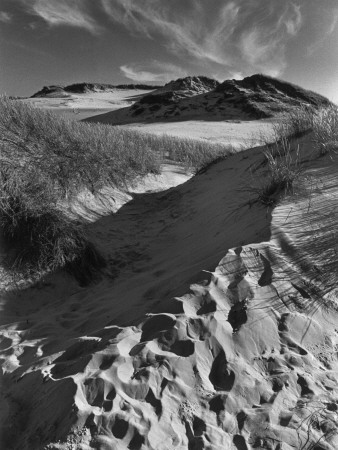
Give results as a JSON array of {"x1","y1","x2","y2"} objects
[
  {"x1": 1, "y1": 128, "x2": 338, "y2": 449},
  {"x1": 22, "y1": 89, "x2": 275, "y2": 148},
  {"x1": 24, "y1": 90, "x2": 153, "y2": 121}
]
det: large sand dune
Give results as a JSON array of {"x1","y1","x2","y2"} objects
[
  {"x1": 1, "y1": 133, "x2": 338, "y2": 449},
  {"x1": 86, "y1": 75, "x2": 332, "y2": 128}
]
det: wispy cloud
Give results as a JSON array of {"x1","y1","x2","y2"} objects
[
  {"x1": 240, "y1": 3, "x2": 303, "y2": 76},
  {"x1": 102, "y1": 0, "x2": 303, "y2": 76},
  {"x1": 120, "y1": 62, "x2": 187, "y2": 83},
  {"x1": 0, "y1": 11, "x2": 12, "y2": 23},
  {"x1": 240, "y1": 29, "x2": 283, "y2": 74},
  {"x1": 21, "y1": 0, "x2": 100, "y2": 33},
  {"x1": 101, "y1": 0, "x2": 242, "y2": 65},
  {"x1": 283, "y1": 3, "x2": 302, "y2": 36}
]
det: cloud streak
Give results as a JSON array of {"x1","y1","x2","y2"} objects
[
  {"x1": 21, "y1": 0, "x2": 100, "y2": 33},
  {"x1": 120, "y1": 62, "x2": 187, "y2": 83},
  {"x1": 101, "y1": 0, "x2": 303, "y2": 76},
  {"x1": 101, "y1": 0, "x2": 241, "y2": 65},
  {"x1": 240, "y1": 2, "x2": 303, "y2": 76}
]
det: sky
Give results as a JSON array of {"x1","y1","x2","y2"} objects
[{"x1": 0, "y1": 0, "x2": 338, "y2": 102}]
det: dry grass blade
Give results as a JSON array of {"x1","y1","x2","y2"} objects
[
  {"x1": 249, "y1": 139, "x2": 303, "y2": 207},
  {"x1": 312, "y1": 106, "x2": 338, "y2": 156}
]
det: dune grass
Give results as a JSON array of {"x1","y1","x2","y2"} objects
[
  {"x1": 312, "y1": 106, "x2": 338, "y2": 156},
  {"x1": 251, "y1": 104, "x2": 338, "y2": 207},
  {"x1": 272, "y1": 107, "x2": 315, "y2": 141},
  {"x1": 260, "y1": 141, "x2": 302, "y2": 205},
  {"x1": 249, "y1": 139, "x2": 302, "y2": 206},
  {"x1": 270, "y1": 104, "x2": 338, "y2": 156},
  {"x1": 0, "y1": 96, "x2": 231, "y2": 280},
  {"x1": 132, "y1": 132, "x2": 234, "y2": 170},
  {"x1": 0, "y1": 96, "x2": 161, "y2": 280}
]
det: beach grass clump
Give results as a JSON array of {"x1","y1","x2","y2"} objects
[
  {"x1": 256, "y1": 139, "x2": 302, "y2": 206},
  {"x1": 312, "y1": 106, "x2": 338, "y2": 156},
  {"x1": 249, "y1": 104, "x2": 338, "y2": 209},
  {"x1": 271, "y1": 104, "x2": 338, "y2": 158},
  {"x1": 0, "y1": 96, "x2": 161, "y2": 279},
  {"x1": 0, "y1": 166, "x2": 105, "y2": 282},
  {"x1": 272, "y1": 106, "x2": 315, "y2": 142}
]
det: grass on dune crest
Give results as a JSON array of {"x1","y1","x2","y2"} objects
[
  {"x1": 260, "y1": 141, "x2": 302, "y2": 206},
  {"x1": 252, "y1": 104, "x2": 338, "y2": 207},
  {"x1": 312, "y1": 106, "x2": 338, "y2": 156},
  {"x1": 272, "y1": 107, "x2": 315, "y2": 141},
  {"x1": 0, "y1": 96, "x2": 231, "y2": 281},
  {"x1": 270, "y1": 105, "x2": 338, "y2": 154},
  {"x1": 248, "y1": 138, "x2": 303, "y2": 207}
]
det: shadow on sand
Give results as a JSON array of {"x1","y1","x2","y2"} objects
[{"x1": 0, "y1": 145, "x2": 275, "y2": 448}]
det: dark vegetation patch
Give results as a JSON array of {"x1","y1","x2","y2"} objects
[{"x1": 0, "y1": 96, "x2": 160, "y2": 281}]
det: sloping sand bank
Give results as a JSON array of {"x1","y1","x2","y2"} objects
[{"x1": 1, "y1": 137, "x2": 338, "y2": 449}]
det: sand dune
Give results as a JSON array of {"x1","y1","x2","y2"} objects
[
  {"x1": 86, "y1": 74, "x2": 332, "y2": 127},
  {"x1": 1, "y1": 133, "x2": 338, "y2": 449}
]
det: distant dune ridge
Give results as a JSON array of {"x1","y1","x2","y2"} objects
[
  {"x1": 79, "y1": 74, "x2": 333, "y2": 125},
  {"x1": 31, "y1": 82, "x2": 163, "y2": 98}
]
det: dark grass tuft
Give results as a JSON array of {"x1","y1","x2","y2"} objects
[
  {"x1": 248, "y1": 140, "x2": 303, "y2": 207},
  {"x1": 0, "y1": 96, "x2": 162, "y2": 281},
  {"x1": 1, "y1": 203, "x2": 104, "y2": 284}
]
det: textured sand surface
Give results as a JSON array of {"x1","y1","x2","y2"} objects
[{"x1": 1, "y1": 134, "x2": 338, "y2": 449}]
